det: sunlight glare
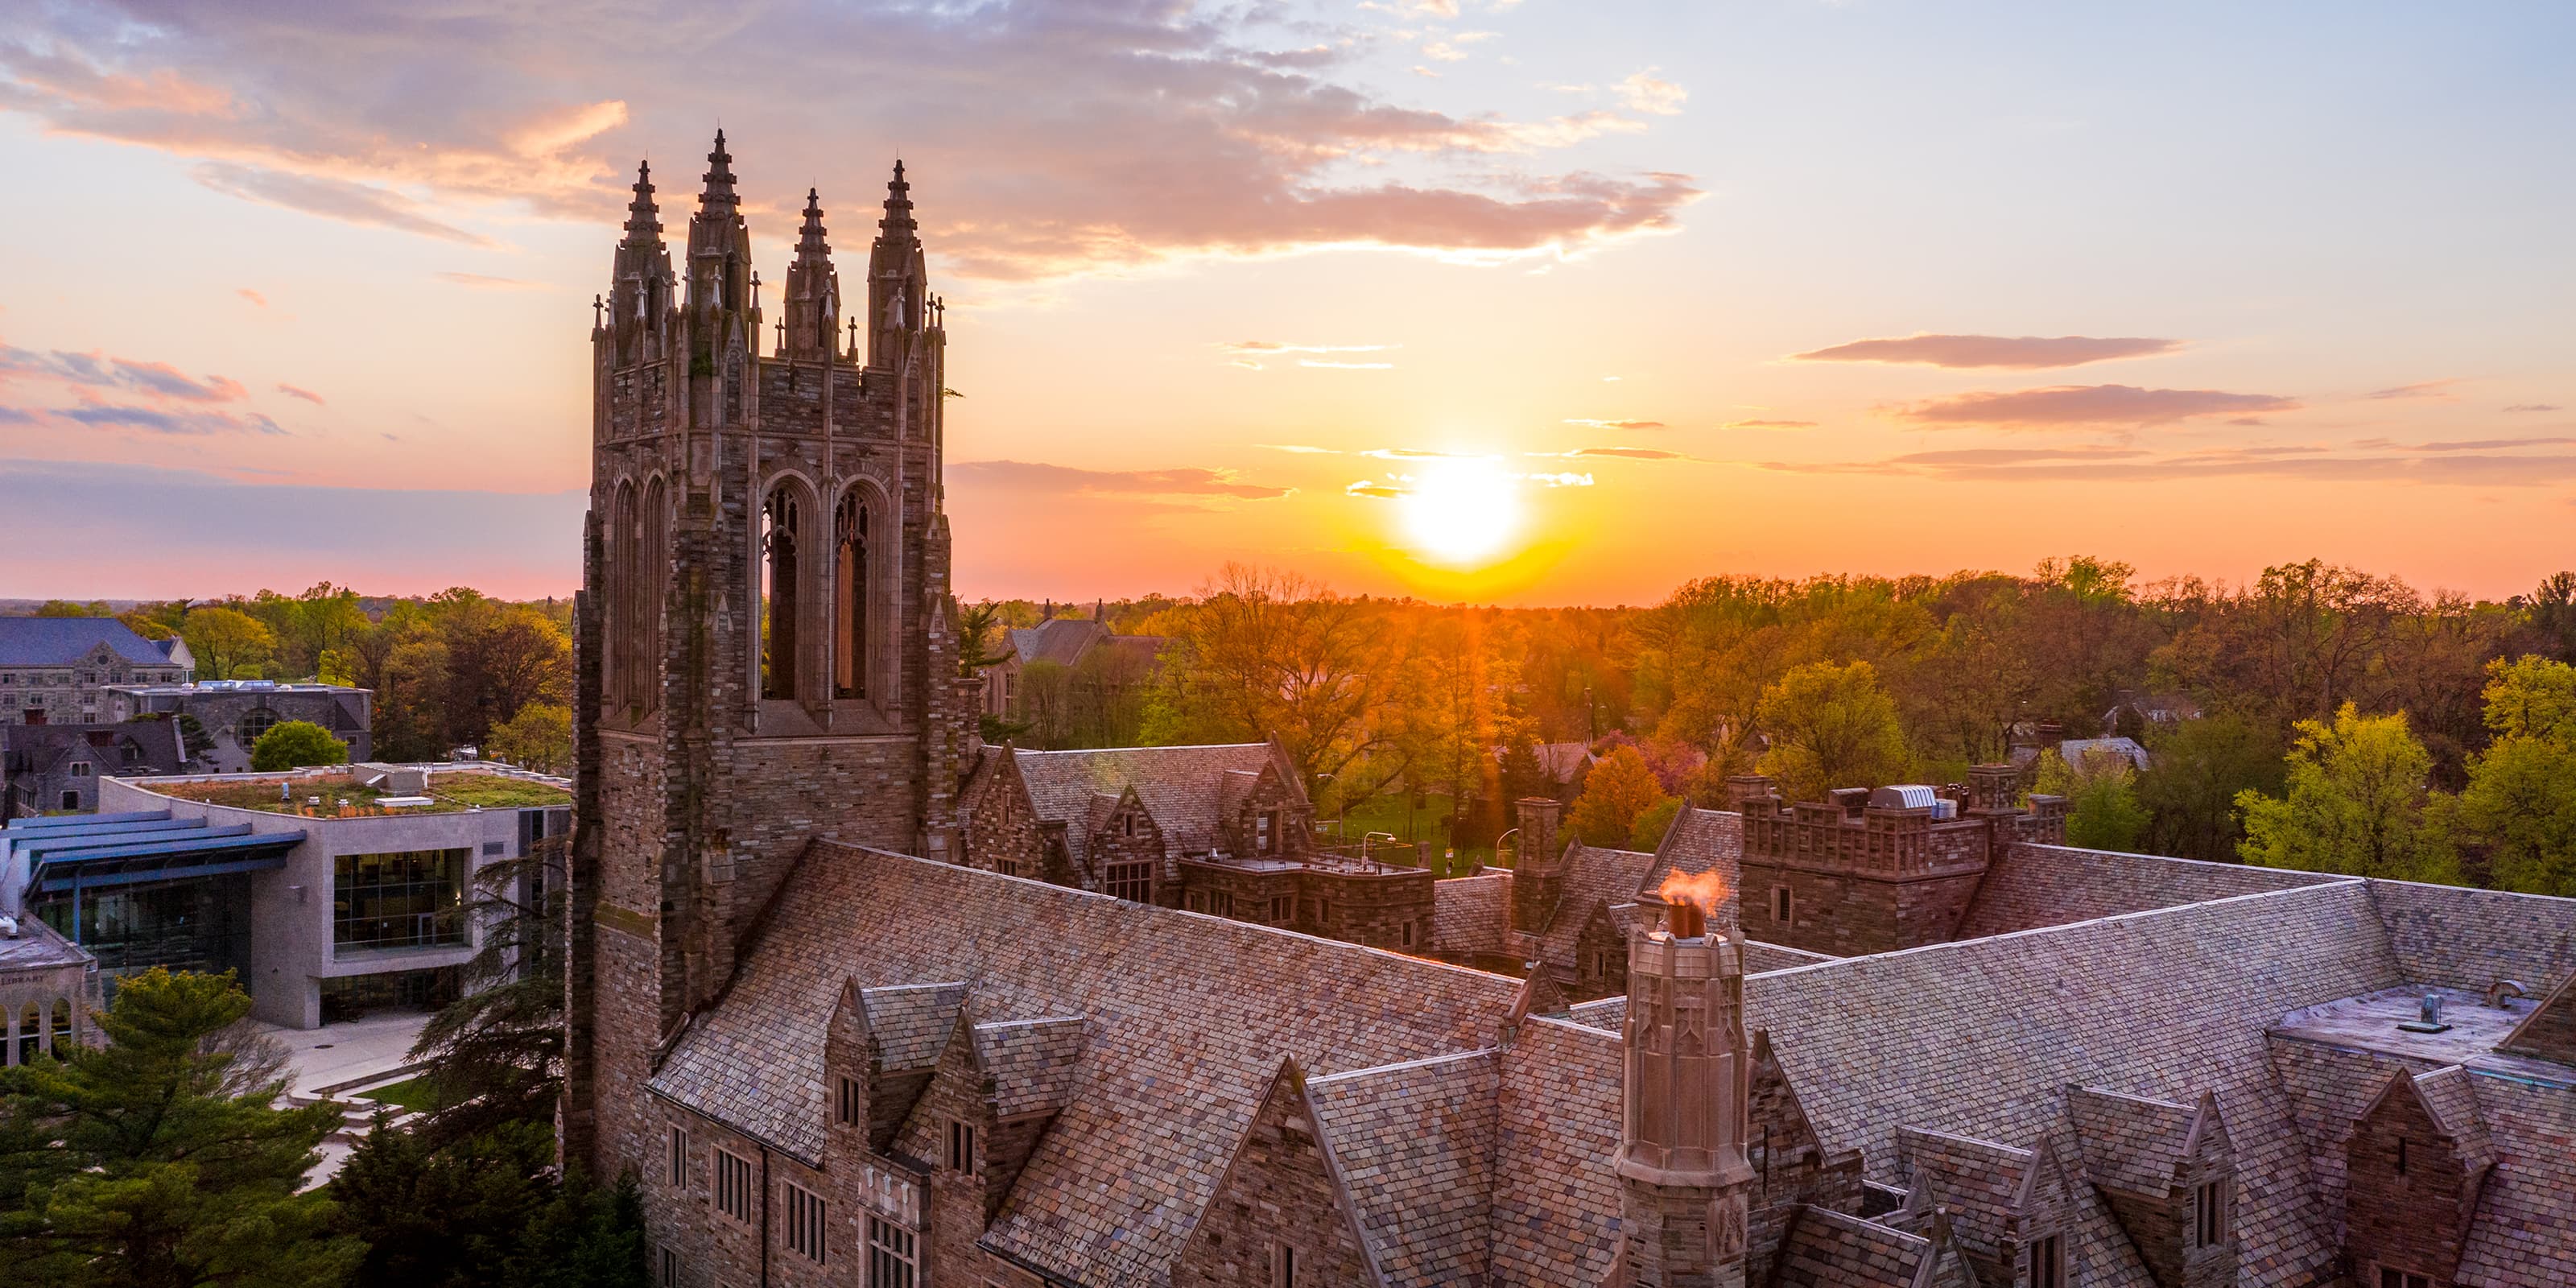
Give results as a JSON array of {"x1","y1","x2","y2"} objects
[{"x1": 1399, "y1": 456, "x2": 1523, "y2": 566}]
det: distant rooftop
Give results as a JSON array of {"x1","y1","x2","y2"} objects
[
  {"x1": 120, "y1": 763, "x2": 568, "y2": 816},
  {"x1": 0, "y1": 617, "x2": 180, "y2": 668},
  {"x1": 2271, "y1": 985, "x2": 2564, "y2": 1084},
  {"x1": 105, "y1": 679, "x2": 369, "y2": 696}
]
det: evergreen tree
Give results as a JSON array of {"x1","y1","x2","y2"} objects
[{"x1": 0, "y1": 968, "x2": 361, "y2": 1288}]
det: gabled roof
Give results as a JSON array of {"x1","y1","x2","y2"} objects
[
  {"x1": 1488, "y1": 1018, "x2": 1624, "y2": 1286},
  {"x1": 2496, "y1": 971, "x2": 2576, "y2": 1065},
  {"x1": 0, "y1": 617, "x2": 174, "y2": 668},
  {"x1": 1770, "y1": 1205, "x2": 1946, "y2": 1288},
  {"x1": 1536, "y1": 840, "x2": 1656, "y2": 965},
  {"x1": 2063, "y1": 1084, "x2": 2206, "y2": 1196},
  {"x1": 0, "y1": 720, "x2": 186, "y2": 777},
  {"x1": 860, "y1": 982, "x2": 968, "y2": 1071},
  {"x1": 1307, "y1": 1049, "x2": 1499, "y2": 1288},
  {"x1": 1896, "y1": 1127, "x2": 2046, "y2": 1257},
  {"x1": 1005, "y1": 617, "x2": 1109, "y2": 668},
  {"x1": 977, "y1": 1015, "x2": 1087, "y2": 1119},
  {"x1": 1013, "y1": 743, "x2": 1279, "y2": 869},
  {"x1": 2405, "y1": 1066, "x2": 2496, "y2": 1178},
  {"x1": 646, "y1": 845, "x2": 1517, "y2": 1288}
]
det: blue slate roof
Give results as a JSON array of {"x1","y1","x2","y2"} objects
[{"x1": 0, "y1": 618, "x2": 174, "y2": 668}]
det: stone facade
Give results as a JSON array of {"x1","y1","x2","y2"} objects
[
  {"x1": 102, "y1": 681, "x2": 373, "y2": 773},
  {"x1": 567, "y1": 134, "x2": 974, "y2": 1180},
  {"x1": 0, "y1": 618, "x2": 190, "y2": 726}
]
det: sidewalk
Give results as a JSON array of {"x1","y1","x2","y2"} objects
[{"x1": 254, "y1": 1008, "x2": 434, "y2": 1098}]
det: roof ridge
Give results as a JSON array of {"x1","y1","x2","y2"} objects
[{"x1": 1307, "y1": 1045, "x2": 1500, "y2": 1088}]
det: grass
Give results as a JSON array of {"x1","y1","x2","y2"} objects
[
  {"x1": 358, "y1": 1075, "x2": 444, "y2": 1113},
  {"x1": 1322, "y1": 792, "x2": 1496, "y2": 879},
  {"x1": 145, "y1": 770, "x2": 568, "y2": 816}
]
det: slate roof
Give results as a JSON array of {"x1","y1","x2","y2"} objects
[
  {"x1": 1005, "y1": 618, "x2": 1108, "y2": 667},
  {"x1": 1430, "y1": 871, "x2": 1511, "y2": 957},
  {"x1": 1307, "y1": 1049, "x2": 1498, "y2": 1288},
  {"x1": 1013, "y1": 744, "x2": 1276, "y2": 870},
  {"x1": 2064, "y1": 1084, "x2": 2199, "y2": 1196},
  {"x1": 861, "y1": 982, "x2": 968, "y2": 1071},
  {"x1": 1895, "y1": 1127, "x2": 2036, "y2": 1258},
  {"x1": 0, "y1": 915, "x2": 92, "y2": 972},
  {"x1": 0, "y1": 720, "x2": 186, "y2": 777},
  {"x1": 2457, "y1": 1073, "x2": 2576, "y2": 1286},
  {"x1": 978, "y1": 1015, "x2": 1088, "y2": 1119},
  {"x1": 1532, "y1": 741, "x2": 1594, "y2": 784},
  {"x1": 0, "y1": 617, "x2": 173, "y2": 668},
  {"x1": 1770, "y1": 1205, "x2": 1939, "y2": 1288},
  {"x1": 1641, "y1": 805, "x2": 1743, "y2": 930},
  {"x1": 2411, "y1": 1065, "x2": 2496, "y2": 1177},
  {"x1": 1538, "y1": 840, "x2": 1657, "y2": 964},
  {"x1": 1488, "y1": 1017, "x2": 1624, "y2": 1286},
  {"x1": 646, "y1": 845, "x2": 1517, "y2": 1288}
]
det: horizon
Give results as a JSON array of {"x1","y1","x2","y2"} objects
[{"x1": 4, "y1": 2, "x2": 2570, "y2": 605}]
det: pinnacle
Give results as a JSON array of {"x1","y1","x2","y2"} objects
[
  {"x1": 700, "y1": 128, "x2": 739, "y2": 206},
  {"x1": 795, "y1": 188, "x2": 831, "y2": 258},
  {"x1": 621, "y1": 159, "x2": 662, "y2": 242}
]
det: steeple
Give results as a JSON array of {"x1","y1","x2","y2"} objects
[
  {"x1": 699, "y1": 129, "x2": 740, "y2": 213},
  {"x1": 621, "y1": 159, "x2": 663, "y2": 248},
  {"x1": 866, "y1": 158, "x2": 928, "y2": 367},
  {"x1": 608, "y1": 159, "x2": 671, "y2": 359},
  {"x1": 782, "y1": 187, "x2": 840, "y2": 361}
]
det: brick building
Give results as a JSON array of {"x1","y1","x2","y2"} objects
[
  {"x1": 568, "y1": 136, "x2": 2576, "y2": 1288},
  {"x1": 0, "y1": 617, "x2": 192, "y2": 725},
  {"x1": 958, "y1": 740, "x2": 1435, "y2": 952}
]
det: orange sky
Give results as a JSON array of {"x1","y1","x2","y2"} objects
[{"x1": 1, "y1": 2, "x2": 2569, "y2": 605}]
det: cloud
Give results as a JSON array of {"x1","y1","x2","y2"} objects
[
  {"x1": 435, "y1": 271, "x2": 541, "y2": 289},
  {"x1": 1525, "y1": 471, "x2": 1593, "y2": 487},
  {"x1": 237, "y1": 288, "x2": 266, "y2": 307},
  {"x1": 0, "y1": 6, "x2": 1697, "y2": 279},
  {"x1": 0, "y1": 344, "x2": 246, "y2": 402},
  {"x1": 1257, "y1": 444, "x2": 1339, "y2": 454},
  {"x1": 1363, "y1": 448, "x2": 1478, "y2": 459},
  {"x1": 1298, "y1": 359, "x2": 1394, "y2": 369},
  {"x1": 2376, "y1": 436, "x2": 2576, "y2": 452},
  {"x1": 1888, "y1": 447, "x2": 2149, "y2": 466},
  {"x1": 1893, "y1": 384, "x2": 2298, "y2": 429},
  {"x1": 2504, "y1": 403, "x2": 2562, "y2": 413},
  {"x1": 952, "y1": 460, "x2": 1290, "y2": 500},
  {"x1": 1724, "y1": 419, "x2": 1814, "y2": 430},
  {"x1": 1346, "y1": 480, "x2": 1409, "y2": 498},
  {"x1": 54, "y1": 403, "x2": 285, "y2": 436},
  {"x1": 2366, "y1": 379, "x2": 2459, "y2": 401},
  {"x1": 275, "y1": 383, "x2": 325, "y2": 405},
  {"x1": 1563, "y1": 417, "x2": 1666, "y2": 431},
  {"x1": 1758, "y1": 443, "x2": 2576, "y2": 488},
  {"x1": 191, "y1": 162, "x2": 498, "y2": 247},
  {"x1": 1792, "y1": 334, "x2": 2183, "y2": 369},
  {"x1": 1219, "y1": 341, "x2": 1397, "y2": 370},
  {"x1": 1555, "y1": 446, "x2": 1690, "y2": 460},
  {"x1": 1615, "y1": 69, "x2": 1686, "y2": 115}
]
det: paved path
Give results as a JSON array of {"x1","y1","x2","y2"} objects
[{"x1": 254, "y1": 1009, "x2": 431, "y2": 1098}]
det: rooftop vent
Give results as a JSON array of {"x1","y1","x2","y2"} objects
[
  {"x1": 2397, "y1": 993, "x2": 2452, "y2": 1034},
  {"x1": 1869, "y1": 785, "x2": 1939, "y2": 811}
]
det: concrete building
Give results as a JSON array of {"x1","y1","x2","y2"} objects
[
  {"x1": 104, "y1": 680, "x2": 374, "y2": 772},
  {"x1": 0, "y1": 617, "x2": 192, "y2": 725},
  {"x1": 2, "y1": 719, "x2": 188, "y2": 816},
  {"x1": 2, "y1": 762, "x2": 568, "y2": 1028}
]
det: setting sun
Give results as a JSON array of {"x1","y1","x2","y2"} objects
[{"x1": 1399, "y1": 456, "x2": 1524, "y2": 567}]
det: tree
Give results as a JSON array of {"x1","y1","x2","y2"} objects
[
  {"x1": 0, "y1": 968, "x2": 361, "y2": 1287},
  {"x1": 2236, "y1": 703, "x2": 2450, "y2": 880},
  {"x1": 1753, "y1": 660, "x2": 1910, "y2": 803},
  {"x1": 2033, "y1": 748, "x2": 2149, "y2": 852},
  {"x1": 250, "y1": 720, "x2": 349, "y2": 772},
  {"x1": 487, "y1": 703, "x2": 572, "y2": 775},
  {"x1": 2455, "y1": 656, "x2": 2576, "y2": 895},
  {"x1": 2136, "y1": 713, "x2": 2282, "y2": 862},
  {"x1": 406, "y1": 840, "x2": 568, "y2": 1146},
  {"x1": 35, "y1": 599, "x2": 111, "y2": 617},
  {"x1": 181, "y1": 605, "x2": 276, "y2": 682},
  {"x1": 1629, "y1": 794, "x2": 1685, "y2": 852},
  {"x1": 1567, "y1": 745, "x2": 1670, "y2": 848}
]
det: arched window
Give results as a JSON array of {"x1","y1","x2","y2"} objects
[
  {"x1": 15, "y1": 1003, "x2": 36, "y2": 1066},
  {"x1": 49, "y1": 998, "x2": 70, "y2": 1057},
  {"x1": 641, "y1": 476, "x2": 668, "y2": 713},
  {"x1": 762, "y1": 485, "x2": 803, "y2": 700},
  {"x1": 835, "y1": 493, "x2": 869, "y2": 699},
  {"x1": 611, "y1": 481, "x2": 638, "y2": 708}
]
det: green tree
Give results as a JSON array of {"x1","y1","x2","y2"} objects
[
  {"x1": 2033, "y1": 748, "x2": 2150, "y2": 852},
  {"x1": 407, "y1": 839, "x2": 568, "y2": 1145},
  {"x1": 181, "y1": 606, "x2": 276, "y2": 682},
  {"x1": 2236, "y1": 703, "x2": 2450, "y2": 880},
  {"x1": 486, "y1": 702, "x2": 572, "y2": 775},
  {"x1": 0, "y1": 968, "x2": 360, "y2": 1287},
  {"x1": 250, "y1": 720, "x2": 349, "y2": 772},
  {"x1": 2455, "y1": 657, "x2": 2576, "y2": 895},
  {"x1": 35, "y1": 599, "x2": 111, "y2": 617},
  {"x1": 1629, "y1": 794, "x2": 1686, "y2": 852},
  {"x1": 2136, "y1": 713, "x2": 2283, "y2": 862},
  {"x1": 1567, "y1": 745, "x2": 1670, "y2": 848},
  {"x1": 1752, "y1": 659, "x2": 1911, "y2": 803}
]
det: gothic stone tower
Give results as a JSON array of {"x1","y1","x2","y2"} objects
[
  {"x1": 1616, "y1": 898, "x2": 1757, "y2": 1288},
  {"x1": 564, "y1": 134, "x2": 979, "y2": 1170}
]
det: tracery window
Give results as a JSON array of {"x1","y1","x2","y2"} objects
[
  {"x1": 762, "y1": 486, "x2": 803, "y2": 700},
  {"x1": 835, "y1": 493, "x2": 869, "y2": 699}
]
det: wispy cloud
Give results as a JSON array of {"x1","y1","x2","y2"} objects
[
  {"x1": 1257, "y1": 444, "x2": 1338, "y2": 454},
  {"x1": 1563, "y1": 417, "x2": 1666, "y2": 431},
  {"x1": 435, "y1": 271, "x2": 540, "y2": 289},
  {"x1": 1298, "y1": 359, "x2": 1394, "y2": 370},
  {"x1": 191, "y1": 162, "x2": 499, "y2": 247},
  {"x1": 0, "y1": 344, "x2": 248, "y2": 403},
  {"x1": 1757, "y1": 441, "x2": 2576, "y2": 487},
  {"x1": 55, "y1": 403, "x2": 285, "y2": 436},
  {"x1": 1724, "y1": 419, "x2": 1814, "y2": 430},
  {"x1": 237, "y1": 288, "x2": 266, "y2": 307},
  {"x1": 1793, "y1": 334, "x2": 2182, "y2": 369},
  {"x1": 952, "y1": 460, "x2": 1290, "y2": 500},
  {"x1": 1550, "y1": 446, "x2": 1694, "y2": 460},
  {"x1": 275, "y1": 383, "x2": 325, "y2": 405},
  {"x1": 1615, "y1": 68, "x2": 1686, "y2": 115},
  {"x1": 2504, "y1": 403, "x2": 2562, "y2": 413},
  {"x1": 1220, "y1": 341, "x2": 1397, "y2": 370},
  {"x1": 1893, "y1": 384, "x2": 2297, "y2": 429},
  {"x1": 2366, "y1": 379, "x2": 2459, "y2": 401},
  {"x1": 1346, "y1": 480, "x2": 1409, "y2": 498}
]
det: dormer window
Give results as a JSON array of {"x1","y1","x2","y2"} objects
[
  {"x1": 947, "y1": 1118, "x2": 977, "y2": 1171},
  {"x1": 1123, "y1": 812, "x2": 1137, "y2": 838},
  {"x1": 1256, "y1": 811, "x2": 1277, "y2": 854},
  {"x1": 2025, "y1": 1234, "x2": 2063, "y2": 1288},
  {"x1": 2193, "y1": 1179, "x2": 2227, "y2": 1245},
  {"x1": 2380, "y1": 1269, "x2": 2429, "y2": 1288}
]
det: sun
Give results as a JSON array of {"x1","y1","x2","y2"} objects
[{"x1": 1399, "y1": 456, "x2": 1523, "y2": 566}]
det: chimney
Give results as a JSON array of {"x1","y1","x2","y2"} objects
[
  {"x1": 1964, "y1": 763, "x2": 2019, "y2": 815},
  {"x1": 1510, "y1": 796, "x2": 1566, "y2": 934},
  {"x1": 1616, "y1": 905, "x2": 1754, "y2": 1287},
  {"x1": 1722, "y1": 774, "x2": 1777, "y2": 815}
]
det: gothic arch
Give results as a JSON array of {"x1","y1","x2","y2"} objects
[
  {"x1": 759, "y1": 473, "x2": 822, "y2": 703},
  {"x1": 832, "y1": 478, "x2": 893, "y2": 704},
  {"x1": 639, "y1": 473, "x2": 669, "y2": 714},
  {"x1": 610, "y1": 477, "x2": 639, "y2": 710}
]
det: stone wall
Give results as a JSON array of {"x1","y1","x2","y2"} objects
[
  {"x1": 1960, "y1": 843, "x2": 2348, "y2": 939},
  {"x1": 1735, "y1": 860, "x2": 1988, "y2": 957},
  {"x1": 1171, "y1": 1067, "x2": 1376, "y2": 1288}
]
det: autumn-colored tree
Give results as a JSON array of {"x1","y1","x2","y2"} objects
[
  {"x1": 181, "y1": 605, "x2": 277, "y2": 680},
  {"x1": 1753, "y1": 659, "x2": 1910, "y2": 803},
  {"x1": 2237, "y1": 703, "x2": 2449, "y2": 880},
  {"x1": 1567, "y1": 745, "x2": 1670, "y2": 848}
]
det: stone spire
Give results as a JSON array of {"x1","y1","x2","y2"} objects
[
  {"x1": 621, "y1": 159, "x2": 663, "y2": 248},
  {"x1": 867, "y1": 158, "x2": 927, "y2": 366},
  {"x1": 782, "y1": 187, "x2": 840, "y2": 361},
  {"x1": 698, "y1": 128, "x2": 741, "y2": 213},
  {"x1": 609, "y1": 159, "x2": 672, "y2": 357}
]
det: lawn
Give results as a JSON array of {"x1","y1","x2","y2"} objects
[
  {"x1": 144, "y1": 770, "x2": 568, "y2": 816},
  {"x1": 1321, "y1": 792, "x2": 1498, "y2": 879},
  {"x1": 358, "y1": 1075, "x2": 444, "y2": 1113}
]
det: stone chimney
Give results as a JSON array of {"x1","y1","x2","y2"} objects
[
  {"x1": 1722, "y1": 774, "x2": 1777, "y2": 815},
  {"x1": 1616, "y1": 903, "x2": 1756, "y2": 1287},
  {"x1": 1510, "y1": 796, "x2": 1566, "y2": 934},
  {"x1": 1965, "y1": 763, "x2": 2020, "y2": 815}
]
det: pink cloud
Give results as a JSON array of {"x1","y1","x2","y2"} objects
[
  {"x1": 1894, "y1": 385, "x2": 2298, "y2": 429},
  {"x1": 1794, "y1": 334, "x2": 2182, "y2": 369},
  {"x1": 275, "y1": 383, "x2": 325, "y2": 405},
  {"x1": 952, "y1": 460, "x2": 1290, "y2": 501}
]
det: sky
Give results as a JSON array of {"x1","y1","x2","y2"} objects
[{"x1": 0, "y1": 0, "x2": 2570, "y2": 606}]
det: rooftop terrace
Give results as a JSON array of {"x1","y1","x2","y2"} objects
[{"x1": 128, "y1": 766, "x2": 569, "y2": 816}]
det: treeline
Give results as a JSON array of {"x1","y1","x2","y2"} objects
[
  {"x1": 31, "y1": 586, "x2": 573, "y2": 771},
  {"x1": 1001, "y1": 559, "x2": 2576, "y2": 892}
]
